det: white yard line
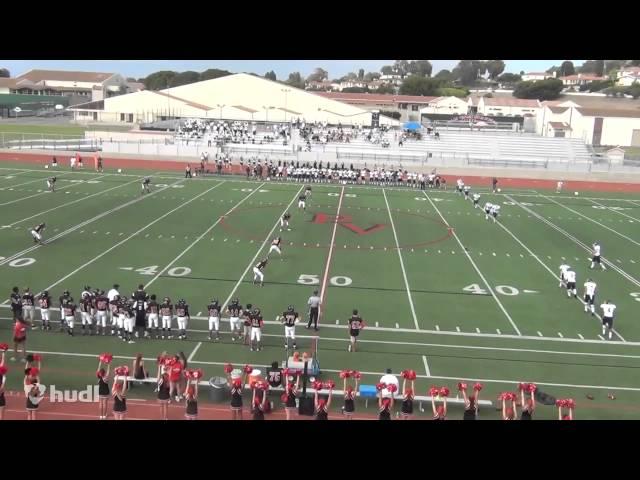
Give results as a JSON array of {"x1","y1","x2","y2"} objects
[
  {"x1": 506, "y1": 194, "x2": 640, "y2": 290},
  {"x1": 423, "y1": 190, "x2": 522, "y2": 336},
  {"x1": 187, "y1": 342, "x2": 203, "y2": 363},
  {"x1": 0, "y1": 178, "x2": 186, "y2": 267},
  {"x1": 220, "y1": 186, "x2": 304, "y2": 311},
  {"x1": 2, "y1": 172, "x2": 71, "y2": 189},
  {"x1": 587, "y1": 198, "x2": 640, "y2": 223},
  {"x1": 7, "y1": 176, "x2": 139, "y2": 227},
  {"x1": 143, "y1": 183, "x2": 265, "y2": 289},
  {"x1": 319, "y1": 187, "x2": 345, "y2": 308},
  {"x1": 0, "y1": 174, "x2": 108, "y2": 206},
  {"x1": 543, "y1": 194, "x2": 640, "y2": 248},
  {"x1": 37, "y1": 182, "x2": 223, "y2": 294},
  {"x1": 422, "y1": 355, "x2": 432, "y2": 376},
  {"x1": 383, "y1": 188, "x2": 419, "y2": 330},
  {"x1": 495, "y1": 213, "x2": 626, "y2": 342}
]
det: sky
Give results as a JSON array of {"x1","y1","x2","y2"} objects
[{"x1": 0, "y1": 60, "x2": 585, "y2": 80}]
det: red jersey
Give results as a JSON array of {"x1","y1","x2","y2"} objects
[
  {"x1": 14, "y1": 321, "x2": 27, "y2": 339},
  {"x1": 169, "y1": 364, "x2": 183, "y2": 382}
]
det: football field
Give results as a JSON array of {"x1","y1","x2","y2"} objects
[{"x1": 1, "y1": 162, "x2": 640, "y2": 419}]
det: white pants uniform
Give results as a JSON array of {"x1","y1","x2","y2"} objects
[
  {"x1": 96, "y1": 311, "x2": 107, "y2": 327},
  {"x1": 148, "y1": 313, "x2": 159, "y2": 329},
  {"x1": 47, "y1": 180, "x2": 53, "y2": 190},
  {"x1": 81, "y1": 312, "x2": 93, "y2": 326},
  {"x1": 209, "y1": 316, "x2": 220, "y2": 331},
  {"x1": 298, "y1": 200, "x2": 305, "y2": 208},
  {"x1": 285, "y1": 325, "x2": 295, "y2": 340},
  {"x1": 177, "y1": 316, "x2": 188, "y2": 330},
  {"x1": 162, "y1": 316, "x2": 172, "y2": 329},
  {"x1": 31, "y1": 230, "x2": 42, "y2": 241},
  {"x1": 253, "y1": 267, "x2": 264, "y2": 282},
  {"x1": 66, "y1": 315, "x2": 75, "y2": 329},
  {"x1": 230, "y1": 316, "x2": 240, "y2": 331},
  {"x1": 117, "y1": 314, "x2": 125, "y2": 329},
  {"x1": 280, "y1": 218, "x2": 288, "y2": 228},
  {"x1": 40, "y1": 308, "x2": 50, "y2": 322},
  {"x1": 23, "y1": 306, "x2": 35, "y2": 321},
  {"x1": 251, "y1": 327, "x2": 262, "y2": 342},
  {"x1": 269, "y1": 245, "x2": 281, "y2": 255},
  {"x1": 124, "y1": 316, "x2": 134, "y2": 333},
  {"x1": 60, "y1": 307, "x2": 66, "y2": 325}
]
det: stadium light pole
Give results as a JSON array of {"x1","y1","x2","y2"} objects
[
  {"x1": 216, "y1": 104, "x2": 225, "y2": 120},
  {"x1": 262, "y1": 105, "x2": 275, "y2": 125},
  {"x1": 281, "y1": 88, "x2": 290, "y2": 123}
]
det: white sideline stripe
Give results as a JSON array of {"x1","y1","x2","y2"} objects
[
  {"x1": 0, "y1": 178, "x2": 186, "y2": 267},
  {"x1": 17, "y1": 346, "x2": 640, "y2": 393},
  {"x1": 38, "y1": 182, "x2": 223, "y2": 294},
  {"x1": 7, "y1": 176, "x2": 139, "y2": 227},
  {"x1": 494, "y1": 207, "x2": 625, "y2": 342},
  {"x1": 0, "y1": 174, "x2": 107, "y2": 206},
  {"x1": 187, "y1": 342, "x2": 202, "y2": 363},
  {"x1": 383, "y1": 188, "x2": 419, "y2": 330},
  {"x1": 588, "y1": 199, "x2": 640, "y2": 223},
  {"x1": 220, "y1": 186, "x2": 304, "y2": 312},
  {"x1": 544, "y1": 195, "x2": 640, "y2": 248},
  {"x1": 508, "y1": 194, "x2": 640, "y2": 290},
  {"x1": 423, "y1": 191, "x2": 521, "y2": 336},
  {"x1": 422, "y1": 355, "x2": 431, "y2": 377},
  {"x1": 319, "y1": 186, "x2": 345, "y2": 307},
  {"x1": 143, "y1": 183, "x2": 265, "y2": 289}
]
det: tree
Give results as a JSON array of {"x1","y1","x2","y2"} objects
[
  {"x1": 143, "y1": 70, "x2": 178, "y2": 90},
  {"x1": 407, "y1": 60, "x2": 433, "y2": 77},
  {"x1": 381, "y1": 65, "x2": 394, "y2": 75},
  {"x1": 264, "y1": 70, "x2": 277, "y2": 81},
  {"x1": 436, "y1": 87, "x2": 469, "y2": 98},
  {"x1": 605, "y1": 60, "x2": 625, "y2": 72},
  {"x1": 0, "y1": 68, "x2": 9, "y2": 78},
  {"x1": 559, "y1": 61, "x2": 575, "y2": 77},
  {"x1": 399, "y1": 75, "x2": 443, "y2": 96},
  {"x1": 583, "y1": 79, "x2": 613, "y2": 92},
  {"x1": 485, "y1": 60, "x2": 506, "y2": 79},
  {"x1": 306, "y1": 68, "x2": 328, "y2": 83},
  {"x1": 452, "y1": 60, "x2": 483, "y2": 85},
  {"x1": 434, "y1": 69, "x2": 454, "y2": 82},
  {"x1": 579, "y1": 60, "x2": 605, "y2": 76},
  {"x1": 199, "y1": 68, "x2": 233, "y2": 81},
  {"x1": 513, "y1": 78, "x2": 563, "y2": 100},
  {"x1": 363, "y1": 71, "x2": 380, "y2": 82},
  {"x1": 286, "y1": 72, "x2": 305, "y2": 89},
  {"x1": 497, "y1": 72, "x2": 522, "y2": 83},
  {"x1": 341, "y1": 86, "x2": 369, "y2": 93},
  {"x1": 169, "y1": 71, "x2": 201, "y2": 87},
  {"x1": 627, "y1": 83, "x2": 640, "y2": 99},
  {"x1": 393, "y1": 60, "x2": 411, "y2": 76},
  {"x1": 358, "y1": 68, "x2": 365, "y2": 80}
]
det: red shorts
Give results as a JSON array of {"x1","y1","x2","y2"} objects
[{"x1": 14, "y1": 336, "x2": 26, "y2": 344}]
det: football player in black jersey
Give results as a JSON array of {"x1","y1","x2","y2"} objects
[
  {"x1": 207, "y1": 299, "x2": 221, "y2": 341},
  {"x1": 348, "y1": 309, "x2": 364, "y2": 353},
  {"x1": 305, "y1": 185, "x2": 312, "y2": 199},
  {"x1": 227, "y1": 298, "x2": 243, "y2": 341},
  {"x1": 21, "y1": 288, "x2": 36, "y2": 324},
  {"x1": 278, "y1": 305, "x2": 299, "y2": 349},
  {"x1": 249, "y1": 308, "x2": 264, "y2": 352},
  {"x1": 47, "y1": 176, "x2": 56, "y2": 192},
  {"x1": 242, "y1": 303, "x2": 253, "y2": 345},
  {"x1": 10, "y1": 286, "x2": 22, "y2": 321},
  {"x1": 175, "y1": 299, "x2": 190, "y2": 340},
  {"x1": 58, "y1": 290, "x2": 72, "y2": 331},
  {"x1": 297, "y1": 193, "x2": 306, "y2": 211},
  {"x1": 38, "y1": 290, "x2": 52, "y2": 331},
  {"x1": 146, "y1": 294, "x2": 160, "y2": 338},
  {"x1": 268, "y1": 236, "x2": 282, "y2": 259},
  {"x1": 141, "y1": 176, "x2": 151, "y2": 195},
  {"x1": 253, "y1": 259, "x2": 267, "y2": 286},
  {"x1": 280, "y1": 212, "x2": 291, "y2": 232}
]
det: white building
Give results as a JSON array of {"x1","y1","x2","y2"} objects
[
  {"x1": 419, "y1": 96, "x2": 469, "y2": 116},
  {"x1": 617, "y1": 67, "x2": 640, "y2": 86},
  {"x1": 69, "y1": 73, "x2": 400, "y2": 127},
  {"x1": 476, "y1": 97, "x2": 541, "y2": 117},
  {"x1": 558, "y1": 74, "x2": 607, "y2": 88},
  {"x1": 521, "y1": 72, "x2": 553, "y2": 82},
  {"x1": 15, "y1": 70, "x2": 127, "y2": 102}
]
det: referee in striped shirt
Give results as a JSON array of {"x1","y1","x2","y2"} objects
[{"x1": 306, "y1": 290, "x2": 321, "y2": 331}]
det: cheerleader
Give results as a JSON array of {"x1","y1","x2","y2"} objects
[
  {"x1": 168, "y1": 354, "x2": 184, "y2": 402},
  {"x1": 131, "y1": 353, "x2": 148, "y2": 387},
  {"x1": 112, "y1": 377, "x2": 128, "y2": 420},
  {"x1": 519, "y1": 383, "x2": 536, "y2": 421},
  {"x1": 557, "y1": 399, "x2": 575, "y2": 420},
  {"x1": 228, "y1": 376, "x2": 244, "y2": 420},
  {"x1": 502, "y1": 393, "x2": 517, "y2": 420},
  {"x1": 378, "y1": 388, "x2": 393, "y2": 421},
  {"x1": 252, "y1": 387, "x2": 268, "y2": 420},
  {"x1": 460, "y1": 382, "x2": 482, "y2": 420},
  {"x1": 24, "y1": 357, "x2": 43, "y2": 421},
  {"x1": 96, "y1": 363, "x2": 111, "y2": 420},
  {"x1": 282, "y1": 372, "x2": 300, "y2": 420},
  {"x1": 341, "y1": 371, "x2": 359, "y2": 420},
  {"x1": 432, "y1": 393, "x2": 447, "y2": 420},
  {"x1": 12, "y1": 316, "x2": 30, "y2": 362},
  {"x1": 314, "y1": 386, "x2": 333, "y2": 420},
  {"x1": 0, "y1": 350, "x2": 7, "y2": 420},
  {"x1": 184, "y1": 380, "x2": 198, "y2": 420},
  {"x1": 156, "y1": 370, "x2": 171, "y2": 420},
  {"x1": 400, "y1": 377, "x2": 415, "y2": 420}
]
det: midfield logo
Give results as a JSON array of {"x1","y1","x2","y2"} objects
[{"x1": 312, "y1": 213, "x2": 387, "y2": 236}]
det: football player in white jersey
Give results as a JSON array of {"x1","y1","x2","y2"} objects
[
  {"x1": 472, "y1": 193, "x2": 481, "y2": 208},
  {"x1": 456, "y1": 179, "x2": 464, "y2": 195},
  {"x1": 583, "y1": 278, "x2": 597, "y2": 315},
  {"x1": 590, "y1": 242, "x2": 606, "y2": 270},
  {"x1": 489, "y1": 204, "x2": 501, "y2": 223},
  {"x1": 558, "y1": 264, "x2": 571, "y2": 288},
  {"x1": 484, "y1": 202, "x2": 493, "y2": 220},
  {"x1": 565, "y1": 269, "x2": 577, "y2": 298},
  {"x1": 600, "y1": 300, "x2": 616, "y2": 340},
  {"x1": 463, "y1": 185, "x2": 471, "y2": 200}
]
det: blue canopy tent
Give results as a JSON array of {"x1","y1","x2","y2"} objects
[{"x1": 403, "y1": 121, "x2": 422, "y2": 131}]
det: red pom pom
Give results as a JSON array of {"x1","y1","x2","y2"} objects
[
  {"x1": 352, "y1": 371, "x2": 362, "y2": 379},
  {"x1": 122, "y1": 366, "x2": 129, "y2": 376},
  {"x1": 376, "y1": 383, "x2": 386, "y2": 392},
  {"x1": 29, "y1": 367, "x2": 40, "y2": 377},
  {"x1": 95, "y1": 369, "x2": 103, "y2": 379},
  {"x1": 387, "y1": 384, "x2": 398, "y2": 393},
  {"x1": 281, "y1": 393, "x2": 288, "y2": 402},
  {"x1": 440, "y1": 387, "x2": 450, "y2": 397},
  {"x1": 192, "y1": 369, "x2": 203, "y2": 380},
  {"x1": 566, "y1": 399, "x2": 576, "y2": 409},
  {"x1": 429, "y1": 387, "x2": 440, "y2": 397},
  {"x1": 0, "y1": 366, "x2": 8, "y2": 375},
  {"x1": 508, "y1": 392, "x2": 517, "y2": 401},
  {"x1": 313, "y1": 381, "x2": 323, "y2": 391},
  {"x1": 324, "y1": 380, "x2": 336, "y2": 390},
  {"x1": 408, "y1": 370, "x2": 417, "y2": 380},
  {"x1": 157, "y1": 355, "x2": 165, "y2": 364},
  {"x1": 528, "y1": 383, "x2": 537, "y2": 393},
  {"x1": 243, "y1": 364, "x2": 253, "y2": 374},
  {"x1": 473, "y1": 382, "x2": 483, "y2": 391},
  {"x1": 498, "y1": 393, "x2": 505, "y2": 401},
  {"x1": 339, "y1": 370, "x2": 351, "y2": 379},
  {"x1": 518, "y1": 382, "x2": 528, "y2": 391},
  {"x1": 0, "y1": 343, "x2": 9, "y2": 351},
  {"x1": 556, "y1": 399, "x2": 566, "y2": 408},
  {"x1": 33, "y1": 354, "x2": 42, "y2": 362},
  {"x1": 282, "y1": 368, "x2": 290, "y2": 377},
  {"x1": 458, "y1": 382, "x2": 467, "y2": 391},
  {"x1": 223, "y1": 363, "x2": 233, "y2": 374}
]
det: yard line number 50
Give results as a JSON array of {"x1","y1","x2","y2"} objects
[{"x1": 298, "y1": 274, "x2": 352, "y2": 286}]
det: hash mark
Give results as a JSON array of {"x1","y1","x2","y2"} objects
[
  {"x1": 496, "y1": 329, "x2": 502, "y2": 335},
  {"x1": 435, "y1": 325, "x2": 440, "y2": 331},
  {"x1": 455, "y1": 326, "x2": 461, "y2": 332},
  {"x1": 578, "y1": 334, "x2": 584, "y2": 340},
  {"x1": 537, "y1": 331, "x2": 543, "y2": 337},
  {"x1": 395, "y1": 323, "x2": 399, "y2": 329},
  {"x1": 557, "y1": 332, "x2": 563, "y2": 338}
]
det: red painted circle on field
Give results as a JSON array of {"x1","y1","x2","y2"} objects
[{"x1": 219, "y1": 204, "x2": 453, "y2": 250}]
